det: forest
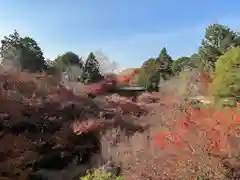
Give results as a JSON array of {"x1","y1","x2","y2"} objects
[{"x1": 0, "y1": 23, "x2": 240, "y2": 180}]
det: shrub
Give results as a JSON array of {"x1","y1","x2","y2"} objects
[
  {"x1": 80, "y1": 168, "x2": 123, "y2": 180},
  {"x1": 210, "y1": 47, "x2": 240, "y2": 104}
]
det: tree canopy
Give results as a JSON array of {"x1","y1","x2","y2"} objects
[
  {"x1": 156, "y1": 47, "x2": 173, "y2": 80},
  {"x1": 83, "y1": 52, "x2": 103, "y2": 83},
  {"x1": 1, "y1": 22, "x2": 240, "y2": 99},
  {"x1": 199, "y1": 24, "x2": 240, "y2": 71},
  {"x1": 210, "y1": 47, "x2": 240, "y2": 103},
  {"x1": 1, "y1": 30, "x2": 46, "y2": 72},
  {"x1": 53, "y1": 51, "x2": 83, "y2": 72}
]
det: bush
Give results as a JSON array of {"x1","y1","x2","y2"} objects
[
  {"x1": 80, "y1": 168, "x2": 123, "y2": 180},
  {"x1": 210, "y1": 47, "x2": 240, "y2": 103}
]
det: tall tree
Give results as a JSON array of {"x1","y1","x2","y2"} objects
[
  {"x1": 0, "y1": 30, "x2": 46, "y2": 72},
  {"x1": 83, "y1": 52, "x2": 103, "y2": 83},
  {"x1": 199, "y1": 23, "x2": 240, "y2": 71},
  {"x1": 156, "y1": 47, "x2": 173, "y2": 80}
]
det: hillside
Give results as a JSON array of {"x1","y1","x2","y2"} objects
[{"x1": 0, "y1": 69, "x2": 240, "y2": 180}]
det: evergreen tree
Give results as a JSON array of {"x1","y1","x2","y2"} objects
[
  {"x1": 199, "y1": 24, "x2": 240, "y2": 71},
  {"x1": 156, "y1": 47, "x2": 173, "y2": 80},
  {"x1": 83, "y1": 52, "x2": 103, "y2": 83}
]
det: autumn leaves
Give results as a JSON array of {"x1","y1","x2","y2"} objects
[{"x1": 153, "y1": 105, "x2": 240, "y2": 153}]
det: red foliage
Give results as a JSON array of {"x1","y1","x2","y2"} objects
[
  {"x1": 86, "y1": 79, "x2": 116, "y2": 95},
  {"x1": 153, "y1": 103, "x2": 240, "y2": 153}
]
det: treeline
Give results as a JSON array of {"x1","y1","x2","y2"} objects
[
  {"x1": 134, "y1": 23, "x2": 240, "y2": 103},
  {"x1": 1, "y1": 24, "x2": 240, "y2": 103},
  {"x1": 0, "y1": 30, "x2": 104, "y2": 83}
]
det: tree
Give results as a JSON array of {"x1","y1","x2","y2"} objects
[
  {"x1": 172, "y1": 56, "x2": 191, "y2": 75},
  {"x1": 93, "y1": 50, "x2": 118, "y2": 75},
  {"x1": 53, "y1": 51, "x2": 83, "y2": 72},
  {"x1": 199, "y1": 24, "x2": 240, "y2": 71},
  {"x1": 83, "y1": 52, "x2": 103, "y2": 83},
  {"x1": 210, "y1": 47, "x2": 240, "y2": 103},
  {"x1": 156, "y1": 47, "x2": 173, "y2": 80},
  {"x1": 0, "y1": 30, "x2": 46, "y2": 72},
  {"x1": 53, "y1": 52, "x2": 84, "y2": 81},
  {"x1": 45, "y1": 58, "x2": 58, "y2": 75},
  {"x1": 188, "y1": 53, "x2": 202, "y2": 69},
  {"x1": 137, "y1": 58, "x2": 159, "y2": 91}
]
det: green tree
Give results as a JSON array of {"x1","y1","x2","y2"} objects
[
  {"x1": 199, "y1": 24, "x2": 240, "y2": 71},
  {"x1": 189, "y1": 53, "x2": 202, "y2": 69},
  {"x1": 53, "y1": 51, "x2": 83, "y2": 72},
  {"x1": 172, "y1": 56, "x2": 191, "y2": 75},
  {"x1": 45, "y1": 58, "x2": 57, "y2": 75},
  {"x1": 210, "y1": 47, "x2": 240, "y2": 103},
  {"x1": 1, "y1": 30, "x2": 46, "y2": 72},
  {"x1": 83, "y1": 52, "x2": 103, "y2": 83},
  {"x1": 137, "y1": 58, "x2": 159, "y2": 91},
  {"x1": 156, "y1": 47, "x2": 173, "y2": 80},
  {"x1": 53, "y1": 52, "x2": 84, "y2": 81}
]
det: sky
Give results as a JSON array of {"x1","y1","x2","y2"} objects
[{"x1": 0, "y1": 0, "x2": 240, "y2": 70}]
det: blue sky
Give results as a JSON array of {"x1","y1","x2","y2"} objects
[{"x1": 0, "y1": 0, "x2": 240, "y2": 70}]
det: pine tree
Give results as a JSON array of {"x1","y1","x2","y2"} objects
[
  {"x1": 156, "y1": 47, "x2": 173, "y2": 80},
  {"x1": 83, "y1": 52, "x2": 103, "y2": 83}
]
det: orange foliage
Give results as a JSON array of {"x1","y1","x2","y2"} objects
[
  {"x1": 116, "y1": 69, "x2": 138, "y2": 85},
  {"x1": 153, "y1": 104, "x2": 240, "y2": 154}
]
